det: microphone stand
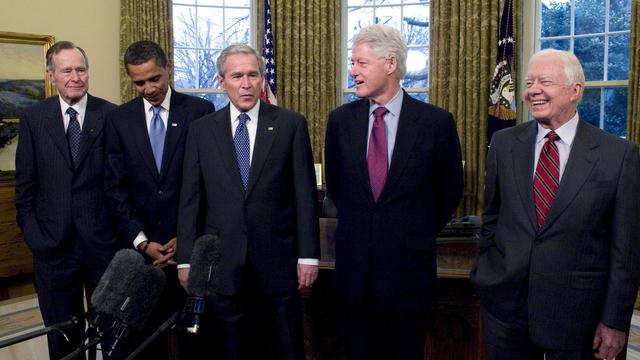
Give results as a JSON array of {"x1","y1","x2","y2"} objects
[
  {"x1": 0, "y1": 316, "x2": 81, "y2": 349},
  {"x1": 59, "y1": 333, "x2": 104, "y2": 360},
  {"x1": 124, "y1": 311, "x2": 180, "y2": 360}
]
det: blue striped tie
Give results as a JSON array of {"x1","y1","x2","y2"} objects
[
  {"x1": 149, "y1": 106, "x2": 165, "y2": 172},
  {"x1": 234, "y1": 113, "x2": 251, "y2": 190},
  {"x1": 66, "y1": 107, "x2": 81, "y2": 167}
]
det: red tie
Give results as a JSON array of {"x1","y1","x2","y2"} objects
[
  {"x1": 534, "y1": 130, "x2": 560, "y2": 226},
  {"x1": 368, "y1": 107, "x2": 389, "y2": 202}
]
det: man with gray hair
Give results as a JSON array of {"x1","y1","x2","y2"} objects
[
  {"x1": 16, "y1": 41, "x2": 117, "y2": 359},
  {"x1": 177, "y1": 44, "x2": 319, "y2": 360},
  {"x1": 471, "y1": 48, "x2": 640, "y2": 359},
  {"x1": 325, "y1": 24, "x2": 463, "y2": 359}
]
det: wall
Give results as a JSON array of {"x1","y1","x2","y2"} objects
[{"x1": 0, "y1": 0, "x2": 121, "y2": 104}]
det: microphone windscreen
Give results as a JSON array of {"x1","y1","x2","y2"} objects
[
  {"x1": 187, "y1": 234, "x2": 221, "y2": 297},
  {"x1": 92, "y1": 249, "x2": 145, "y2": 309},
  {"x1": 109, "y1": 264, "x2": 166, "y2": 330}
]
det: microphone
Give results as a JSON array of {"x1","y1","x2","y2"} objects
[{"x1": 180, "y1": 234, "x2": 221, "y2": 334}]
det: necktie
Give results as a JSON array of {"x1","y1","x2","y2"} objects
[
  {"x1": 66, "y1": 107, "x2": 81, "y2": 167},
  {"x1": 149, "y1": 106, "x2": 166, "y2": 172},
  {"x1": 234, "y1": 113, "x2": 251, "y2": 190},
  {"x1": 368, "y1": 107, "x2": 389, "y2": 202},
  {"x1": 534, "y1": 130, "x2": 560, "y2": 226}
]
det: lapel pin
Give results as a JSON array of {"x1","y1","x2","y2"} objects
[
  {"x1": 267, "y1": 127, "x2": 274, "y2": 131},
  {"x1": 171, "y1": 123, "x2": 178, "y2": 127}
]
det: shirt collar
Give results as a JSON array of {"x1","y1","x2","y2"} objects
[
  {"x1": 369, "y1": 88, "x2": 403, "y2": 118},
  {"x1": 59, "y1": 93, "x2": 88, "y2": 116},
  {"x1": 230, "y1": 100, "x2": 261, "y2": 123},
  {"x1": 143, "y1": 87, "x2": 172, "y2": 113},
  {"x1": 536, "y1": 112, "x2": 580, "y2": 146}
]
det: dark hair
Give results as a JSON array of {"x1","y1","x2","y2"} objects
[
  {"x1": 46, "y1": 41, "x2": 89, "y2": 72},
  {"x1": 124, "y1": 40, "x2": 168, "y2": 69}
]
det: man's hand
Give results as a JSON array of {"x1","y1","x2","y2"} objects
[
  {"x1": 297, "y1": 264, "x2": 318, "y2": 290},
  {"x1": 178, "y1": 267, "x2": 190, "y2": 290},
  {"x1": 592, "y1": 322, "x2": 626, "y2": 360},
  {"x1": 141, "y1": 238, "x2": 177, "y2": 267}
]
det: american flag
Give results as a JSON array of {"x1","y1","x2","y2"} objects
[
  {"x1": 487, "y1": 0, "x2": 516, "y2": 145},
  {"x1": 260, "y1": 0, "x2": 277, "y2": 105}
]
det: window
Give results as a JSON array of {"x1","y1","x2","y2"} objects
[
  {"x1": 343, "y1": 0, "x2": 430, "y2": 104},
  {"x1": 534, "y1": 0, "x2": 630, "y2": 137},
  {"x1": 172, "y1": 0, "x2": 255, "y2": 110}
]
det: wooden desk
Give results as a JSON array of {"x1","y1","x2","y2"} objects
[{"x1": 304, "y1": 218, "x2": 483, "y2": 360}]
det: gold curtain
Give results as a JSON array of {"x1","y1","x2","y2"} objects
[
  {"x1": 120, "y1": 0, "x2": 173, "y2": 103},
  {"x1": 628, "y1": 0, "x2": 639, "y2": 144},
  {"x1": 266, "y1": 0, "x2": 341, "y2": 162},
  {"x1": 430, "y1": 0, "x2": 519, "y2": 215}
]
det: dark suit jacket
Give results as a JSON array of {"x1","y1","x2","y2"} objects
[
  {"x1": 177, "y1": 101, "x2": 320, "y2": 297},
  {"x1": 471, "y1": 120, "x2": 640, "y2": 349},
  {"x1": 15, "y1": 94, "x2": 117, "y2": 265},
  {"x1": 104, "y1": 90, "x2": 214, "y2": 246},
  {"x1": 324, "y1": 92, "x2": 463, "y2": 312}
]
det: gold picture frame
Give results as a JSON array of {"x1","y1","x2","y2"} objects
[{"x1": 0, "y1": 31, "x2": 56, "y2": 121}]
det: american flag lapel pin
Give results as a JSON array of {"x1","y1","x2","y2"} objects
[
  {"x1": 267, "y1": 127, "x2": 274, "y2": 131},
  {"x1": 171, "y1": 123, "x2": 178, "y2": 127}
]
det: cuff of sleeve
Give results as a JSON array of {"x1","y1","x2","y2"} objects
[
  {"x1": 298, "y1": 258, "x2": 319, "y2": 266},
  {"x1": 177, "y1": 264, "x2": 191, "y2": 269},
  {"x1": 133, "y1": 231, "x2": 148, "y2": 249}
]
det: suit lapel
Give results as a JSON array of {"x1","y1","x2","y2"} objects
[
  {"x1": 130, "y1": 97, "x2": 160, "y2": 179},
  {"x1": 512, "y1": 122, "x2": 537, "y2": 230},
  {"x1": 246, "y1": 102, "x2": 278, "y2": 198},
  {"x1": 539, "y1": 120, "x2": 599, "y2": 234},
  {"x1": 43, "y1": 97, "x2": 73, "y2": 169},
  {"x1": 382, "y1": 93, "x2": 420, "y2": 200},
  {"x1": 159, "y1": 91, "x2": 187, "y2": 181},
  {"x1": 210, "y1": 106, "x2": 245, "y2": 195},
  {"x1": 346, "y1": 99, "x2": 375, "y2": 205},
  {"x1": 74, "y1": 95, "x2": 103, "y2": 169}
]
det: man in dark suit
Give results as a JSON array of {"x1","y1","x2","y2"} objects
[
  {"x1": 324, "y1": 24, "x2": 463, "y2": 360},
  {"x1": 471, "y1": 49, "x2": 640, "y2": 360},
  {"x1": 104, "y1": 40, "x2": 214, "y2": 358},
  {"x1": 177, "y1": 44, "x2": 319, "y2": 360},
  {"x1": 15, "y1": 41, "x2": 117, "y2": 359}
]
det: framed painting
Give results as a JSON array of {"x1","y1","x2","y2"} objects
[{"x1": 0, "y1": 32, "x2": 55, "y2": 172}]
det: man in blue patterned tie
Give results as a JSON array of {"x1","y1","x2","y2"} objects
[
  {"x1": 15, "y1": 41, "x2": 117, "y2": 359},
  {"x1": 104, "y1": 40, "x2": 214, "y2": 359},
  {"x1": 177, "y1": 44, "x2": 319, "y2": 360}
]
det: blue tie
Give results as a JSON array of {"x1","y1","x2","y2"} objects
[
  {"x1": 234, "y1": 113, "x2": 251, "y2": 190},
  {"x1": 66, "y1": 107, "x2": 81, "y2": 167},
  {"x1": 149, "y1": 106, "x2": 165, "y2": 172}
]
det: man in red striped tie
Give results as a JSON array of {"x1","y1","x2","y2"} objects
[{"x1": 471, "y1": 49, "x2": 640, "y2": 360}]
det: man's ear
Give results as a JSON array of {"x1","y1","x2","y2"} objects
[{"x1": 386, "y1": 55, "x2": 397, "y2": 75}]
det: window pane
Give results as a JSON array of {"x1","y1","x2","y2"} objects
[
  {"x1": 403, "y1": 47, "x2": 428, "y2": 88},
  {"x1": 225, "y1": 8, "x2": 251, "y2": 45},
  {"x1": 198, "y1": 0, "x2": 223, "y2": 5},
  {"x1": 174, "y1": 0, "x2": 195, "y2": 4},
  {"x1": 404, "y1": 5, "x2": 429, "y2": 46},
  {"x1": 379, "y1": 0, "x2": 402, "y2": 4},
  {"x1": 198, "y1": 50, "x2": 220, "y2": 88},
  {"x1": 197, "y1": 7, "x2": 224, "y2": 48},
  {"x1": 578, "y1": 87, "x2": 601, "y2": 128},
  {"x1": 191, "y1": 93, "x2": 228, "y2": 110},
  {"x1": 603, "y1": 87, "x2": 627, "y2": 137},
  {"x1": 408, "y1": 92, "x2": 428, "y2": 103},
  {"x1": 541, "y1": 0, "x2": 571, "y2": 37},
  {"x1": 574, "y1": 36, "x2": 604, "y2": 81},
  {"x1": 375, "y1": 6, "x2": 401, "y2": 30},
  {"x1": 344, "y1": 92, "x2": 359, "y2": 103},
  {"x1": 574, "y1": 0, "x2": 605, "y2": 35},
  {"x1": 347, "y1": 7, "x2": 375, "y2": 48},
  {"x1": 609, "y1": 0, "x2": 631, "y2": 31},
  {"x1": 174, "y1": 49, "x2": 198, "y2": 88},
  {"x1": 540, "y1": 38, "x2": 570, "y2": 51},
  {"x1": 608, "y1": 34, "x2": 629, "y2": 81},
  {"x1": 225, "y1": 0, "x2": 250, "y2": 6},
  {"x1": 174, "y1": 6, "x2": 196, "y2": 48},
  {"x1": 348, "y1": 0, "x2": 374, "y2": 6},
  {"x1": 346, "y1": 50, "x2": 355, "y2": 88}
]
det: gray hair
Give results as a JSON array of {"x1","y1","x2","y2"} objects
[
  {"x1": 352, "y1": 24, "x2": 408, "y2": 80},
  {"x1": 216, "y1": 44, "x2": 265, "y2": 78},
  {"x1": 46, "y1": 41, "x2": 89, "y2": 72},
  {"x1": 529, "y1": 49, "x2": 585, "y2": 86}
]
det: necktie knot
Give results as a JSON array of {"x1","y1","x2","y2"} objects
[
  {"x1": 373, "y1": 107, "x2": 388, "y2": 121},
  {"x1": 66, "y1": 107, "x2": 78, "y2": 117},
  {"x1": 546, "y1": 130, "x2": 559, "y2": 143},
  {"x1": 238, "y1": 113, "x2": 250, "y2": 126},
  {"x1": 152, "y1": 105, "x2": 162, "y2": 116}
]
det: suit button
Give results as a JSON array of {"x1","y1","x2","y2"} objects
[{"x1": 157, "y1": 190, "x2": 164, "y2": 195}]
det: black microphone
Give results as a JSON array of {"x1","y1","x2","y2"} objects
[{"x1": 180, "y1": 234, "x2": 221, "y2": 334}]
